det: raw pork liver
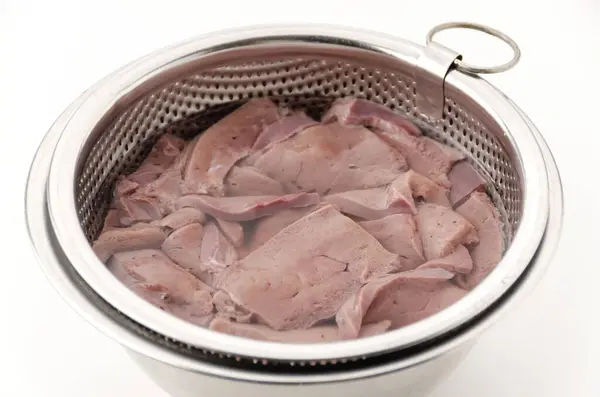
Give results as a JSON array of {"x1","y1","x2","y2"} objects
[
  {"x1": 93, "y1": 224, "x2": 167, "y2": 262},
  {"x1": 217, "y1": 205, "x2": 398, "y2": 330},
  {"x1": 448, "y1": 161, "x2": 486, "y2": 207},
  {"x1": 252, "y1": 122, "x2": 408, "y2": 194},
  {"x1": 336, "y1": 268, "x2": 454, "y2": 339},
  {"x1": 108, "y1": 249, "x2": 214, "y2": 326},
  {"x1": 94, "y1": 97, "x2": 506, "y2": 343},
  {"x1": 416, "y1": 203, "x2": 479, "y2": 260},
  {"x1": 323, "y1": 97, "x2": 422, "y2": 137},
  {"x1": 184, "y1": 99, "x2": 281, "y2": 196},
  {"x1": 325, "y1": 98, "x2": 464, "y2": 187},
  {"x1": 455, "y1": 192, "x2": 504, "y2": 289},
  {"x1": 224, "y1": 166, "x2": 285, "y2": 196},
  {"x1": 358, "y1": 214, "x2": 425, "y2": 270},
  {"x1": 174, "y1": 192, "x2": 320, "y2": 222}
]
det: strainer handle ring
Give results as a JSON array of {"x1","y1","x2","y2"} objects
[{"x1": 426, "y1": 22, "x2": 521, "y2": 74}]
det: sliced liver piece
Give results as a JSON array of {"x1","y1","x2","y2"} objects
[
  {"x1": 455, "y1": 192, "x2": 504, "y2": 289},
  {"x1": 174, "y1": 192, "x2": 320, "y2": 222},
  {"x1": 252, "y1": 112, "x2": 318, "y2": 151},
  {"x1": 336, "y1": 268, "x2": 453, "y2": 338},
  {"x1": 323, "y1": 171, "x2": 422, "y2": 220},
  {"x1": 419, "y1": 245, "x2": 473, "y2": 274},
  {"x1": 324, "y1": 171, "x2": 451, "y2": 221},
  {"x1": 101, "y1": 209, "x2": 129, "y2": 232},
  {"x1": 130, "y1": 283, "x2": 213, "y2": 326},
  {"x1": 324, "y1": 186, "x2": 414, "y2": 220},
  {"x1": 114, "y1": 177, "x2": 139, "y2": 201},
  {"x1": 400, "y1": 170, "x2": 451, "y2": 207},
  {"x1": 118, "y1": 194, "x2": 163, "y2": 223},
  {"x1": 213, "y1": 290, "x2": 253, "y2": 323},
  {"x1": 358, "y1": 214, "x2": 425, "y2": 270},
  {"x1": 210, "y1": 317, "x2": 391, "y2": 343},
  {"x1": 375, "y1": 132, "x2": 463, "y2": 188},
  {"x1": 323, "y1": 97, "x2": 422, "y2": 137},
  {"x1": 108, "y1": 249, "x2": 214, "y2": 325},
  {"x1": 252, "y1": 122, "x2": 408, "y2": 194},
  {"x1": 93, "y1": 224, "x2": 167, "y2": 262},
  {"x1": 199, "y1": 222, "x2": 238, "y2": 286},
  {"x1": 247, "y1": 206, "x2": 317, "y2": 252},
  {"x1": 448, "y1": 161, "x2": 486, "y2": 207},
  {"x1": 416, "y1": 203, "x2": 479, "y2": 260},
  {"x1": 184, "y1": 99, "x2": 281, "y2": 196},
  {"x1": 363, "y1": 278, "x2": 467, "y2": 330},
  {"x1": 121, "y1": 159, "x2": 191, "y2": 224},
  {"x1": 214, "y1": 218, "x2": 244, "y2": 248},
  {"x1": 218, "y1": 205, "x2": 398, "y2": 331},
  {"x1": 322, "y1": 98, "x2": 462, "y2": 187},
  {"x1": 224, "y1": 166, "x2": 285, "y2": 196},
  {"x1": 128, "y1": 134, "x2": 186, "y2": 185},
  {"x1": 151, "y1": 207, "x2": 206, "y2": 230},
  {"x1": 161, "y1": 223, "x2": 205, "y2": 278}
]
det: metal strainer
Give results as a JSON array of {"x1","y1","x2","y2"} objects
[{"x1": 26, "y1": 23, "x2": 563, "y2": 397}]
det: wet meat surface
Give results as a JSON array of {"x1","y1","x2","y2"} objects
[{"x1": 93, "y1": 97, "x2": 505, "y2": 343}]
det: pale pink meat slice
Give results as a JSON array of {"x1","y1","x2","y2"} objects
[
  {"x1": 252, "y1": 112, "x2": 318, "y2": 151},
  {"x1": 363, "y1": 277, "x2": 467, "y2": 330},
  {"x1": 399, "y1": 170, "x2": 451, "y2": 207},
  {"x1": 419, "y1": 245, "x2": 473, "y2": 274},
  {"x1": 213, "y1": 290, "x2": 253, "y2": 323},
  {"x1": 101, "y1": 209, "x2": 129, "y2": 232},
  {"x1": 199, "y1": 222, "x2": 238, "y2": 286},
  {"x1": 174, "y1": 192, "x2": 320, "y2": 222},
  {"x1": 382, "y1": 135, "x2": 464, "y2": 188},
  {"x1": 218, "y1": 205, "x2": 398, "y2": 331},
  {"x1": 336, "y1": 268, "x2": 453, "y2": 339},
  {"x1": 93, "y1": 224, "x2": 167, "y2": 262},
  {"x1": 322, "y1": 170, "x2": 451, "y2": 221},
  {"x1": 324, "y1": 176, "x2": 415, "y2": 220},
  {"x1": 455, "y1": 192, "x2": 504, "y2": 289},
  {"x1": 448, "y1": 161, "x2": 486, "y2": 207},
  {"x1": 214, "y1": 218, "x2": 244, "y2": 248},
  {"x1": 415, "y1": 203, "x2": 479, "y2": 260},
  {"x1": 151, "y1": 207, "x2": 206, "y2": 230},
  {"x1": 161, "y1": 223, "x2": 205, "y2": 277},
  {"x1": 224, "y1": 166, "x2": 285, "y2": 196},
  {"x1": 127, "y1": 134, "x2": 186, "y2": 185},
  {"x1": 184, "y1": 99, "x2": 281, "y2": 195},
  {"x1": 107, "y1": 249, "x2": 214, "y2": 326},
  {"x1": 210, "y1": 317, "x2": 391, "y2": 343},
  {"x1": 112, "y1": 135, "x2": 188, "y2": 221},
  {"x1": 247, "y1": 206, "x2": 317, "y2": 253},
  {"x1": 118, "y1": 194, "x2": 163, "y2": 223},
  {"x1": 252, "y1": 122, "x2": 408, "y2": 194},
  {"x1": 113, "y1": 178, "x2": 139, "y2": 204},
  {"x1": 121, "y1": 161, "x2": 191, "y2": 223},
  {"x1": 130, "y1": 283, "x2": 213, "y2": 326},
  {"x1": 323, "y1": 98, "x2": 463, "y2": 187},
  {"x1": 322, "y1": 97, "x2": 422, "y2": 137},
  {"x1": 358, "y1": 214, "x2": 425, "y2": 270}
]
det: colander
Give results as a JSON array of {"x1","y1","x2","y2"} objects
[{"x1": 25, "y1": 23, "x2": 563, "y2": 397}]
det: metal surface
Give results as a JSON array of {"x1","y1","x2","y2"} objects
[
  {"x1": 415, "y1": 41, "x2": 461, "y2": 121},
  {"x1": 26, "y1": 23, "x2": 559, "y2": 393},
  {"x1": 426, "y1": 22, "x2": 521, "y2": 74}
]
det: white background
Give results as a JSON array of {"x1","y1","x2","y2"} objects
[{"x1": 2, "y1": 0, "x2": 598, "y2": 396}]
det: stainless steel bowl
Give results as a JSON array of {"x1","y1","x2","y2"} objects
[{"x1": 25, "y1": 23, "x2": 563, "y2": 396}]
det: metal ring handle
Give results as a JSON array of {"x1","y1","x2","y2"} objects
[{"x1": 426, "y1": 22, "x2": 521, "y2": 74}]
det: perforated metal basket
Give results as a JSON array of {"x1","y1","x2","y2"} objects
[{"x1": 26, "y1": 23, "x2": 563, "y2": 397}]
